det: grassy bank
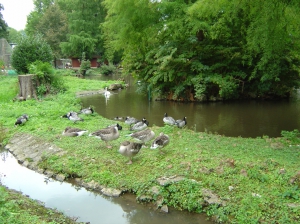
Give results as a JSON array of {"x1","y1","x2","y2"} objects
[{"x1": 0, "y1": 74, "x2": 300, "y2": 223}]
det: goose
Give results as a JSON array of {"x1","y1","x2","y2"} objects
[
  {"x1": 163, "y1": 113, "x2": 176, "y2": 125},
  {"x1": 175, "y1": 116, "x2": 187, "y2": 128},
  {"x1": 104, "y1": 87, "x2": 111, "y2": 97},
  {"x1": 119, "y1": 141, "x2": 143, "y2": 164},
  {"x1": 61, "y1": 111, "x2": 77, "y2": 119},
  {"x1": 114, "y1": 116, "x2": 124, "y2": 120},
  {"x1": 107, "y1": 123, "x2": 123, "y2": 130},
  {"x1": 66, "y1": 112, "x2": 84, "y2": 123},
  {"x1": 62, "y1": 127, "x2": 88, "y2": 137},
  {"x1": 130, "y1": 118, "x2": 149, "y2": 131},
  {"x1": 89, "y1": 125, "x2": 120, "y2": 148},
  {"x1": 150, "y1": 132, "x2": 170, "y2": 153},
  {"x1": 14, "y1": 114, "x2": 29, "y2": 126},
  {"x1": 124, "y1": 116, "x2": 139, "y2": 126},
  {"x1": 127, "y1": 128, "x2": 155, "y2": 144},
  {"x1": 79, "y1": 106, "x2": 94, "y2": 115}
]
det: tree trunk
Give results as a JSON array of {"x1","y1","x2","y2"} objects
[{"x1": 18, "y1": 74, "x2": 36, "y2": 100}]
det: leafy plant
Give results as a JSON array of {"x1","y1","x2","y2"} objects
[
  {"x1": 99, "y1": 64, "x2": 116, "y2": 75},
  {"x1": 11, "y1": 34, "x2": 53, "y2": 74},
  {"x1": 79, "y1": 52, "x2": 91, "y2": 76}
]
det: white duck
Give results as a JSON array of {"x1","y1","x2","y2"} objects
[
  {"x1": 163, "y1": 113, "x2": 176, "y2": 125},
  {"x1": 89, "y1": 125, "x2": 120, "y2": 148},
  {"x1": 150, "y1": 132, "x2": 170, "y2": 153},
  {"x1": 62, "y1": 127, "x2": 88, "y2": 137},
  {"x1": 119, "y1": 141, "x2": 143, "y2": 164}
]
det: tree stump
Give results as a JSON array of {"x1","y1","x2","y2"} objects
[{"x1": 18, "y1": 74, "x2": 36, "y2": 100}]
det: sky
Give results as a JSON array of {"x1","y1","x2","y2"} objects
[{"x1": 1, "y1": 0, "x2": 34, "y2": 31}]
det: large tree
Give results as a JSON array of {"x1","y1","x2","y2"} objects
[
  {"x1": 36, "y1": 4, "x2": 68, "y2": 62},
  {"x1": 103, "y1": 0, "x2": 300, "y2": 100},
  {"x1": 0, "y1": 4, "x2": 9, "y2": 39},
  {"x1": 58, "y1": 0, "x2": 106, "y2": 59}
]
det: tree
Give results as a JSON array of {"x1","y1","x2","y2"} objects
[
  {"x1": 25, "y1": 0, "x2": 55, "y2": 36},
  {"x1": 103, "y1": 0, "x2": 300, "y2": 100},
  {"x1": 11, "y1": 34, "x2": 53, "y2": 74},
  {"x1": 7, "y1": 28, "x2": 24, "y2": 43},
  {"x1": 0, "y1": 4, "x2": 9, "y2": 39},
  {"x1": 59, "y1": 0, "x2": 106, "y2": 59},
  {"x1": 36, "y1": 4, "x2": 69, "y2": 64}
]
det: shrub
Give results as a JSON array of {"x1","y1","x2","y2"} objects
[
  {"x1": 99, "y1": 64, "x2": 116, "y2": 75},
  {"x1": 28, "y1": 61, "x2": 66, "y2": 97},
  {"x1": 11, "y1": 34, "x2": 53, "y2": 74},
  {"x1": 79, "y1": 52, "x2": 91, "y2": 76}
]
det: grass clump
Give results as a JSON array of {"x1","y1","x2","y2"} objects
[{"x1": 0, "y1": 74, "x2": 299, "y2": 223}]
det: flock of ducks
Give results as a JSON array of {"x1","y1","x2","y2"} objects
[{"x1": 15, "y1": 106, "x2": 187, "y2": 164}]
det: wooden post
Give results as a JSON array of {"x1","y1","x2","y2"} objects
[{"x1": 18, "y1": 74, "x2": 36, "y2": 100}]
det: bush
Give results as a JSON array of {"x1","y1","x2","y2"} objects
[
  {"x1": 28, "y1": 61, "x2": 66, "y2": 97},
  {"x1": 11, "y1": 34, "x2": 53, "y2": 74},
  {"x1": 99, "y1": 64, "x2": 116, "y2": 75}
]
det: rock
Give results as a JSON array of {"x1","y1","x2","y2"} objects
[
  {"x1": 55, "y1": 174, "x2": 66, "y2": 182},
  {"x1": 156, "y1": 175, "x2": 185, "y2": 186},
  {"x1": 108, "y1": 83, "x2": 122, "y2": 90},
  {"x1": 101, "y1": 188, "x2": 122, "y2": 197},
  {"x1": 202, "y1": 188, "x2": 226, "y2": 206},
  {"x1": 160, "y1": 205, "x2": 168, "y2": 213},
  {"x1": 137, "y1": 195, "x2": 153, "y2": 202},
  {"x1": 150, "y1": 186, "x2": 160, "y2": 195}
]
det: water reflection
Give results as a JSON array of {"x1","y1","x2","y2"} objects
[
  {"x1": 0, "y1": 150, "x2": 212, "y2": 224},
  {"x1": 81, "y1": 75, "x2": 300, "y2": 137}
]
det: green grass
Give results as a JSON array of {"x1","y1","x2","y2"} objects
[{"x1": 0, "y1": 74, "x2": 300, "y2": 223}]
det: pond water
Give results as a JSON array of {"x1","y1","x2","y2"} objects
[
  {"x1": 81, "y1": 75, "x2": 300, "y2": 138},
  {"x1": 0, "y1": 149, "x2": 212, "y2": 224}
]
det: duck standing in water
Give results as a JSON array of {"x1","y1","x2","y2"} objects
[
  {"x1": 62, "y1": 127, "x2": 88, "y2": 137},
  {"x1": 175, "y1": 116, "x2": 187, "y2": 128},
  {"x1": 79, "y1": 106, "x2": 94, "y2": 115},
  {"x1": 104, "y1": 87, "x2": 111, "y2": 98},
  {"x1": 150, "y1": 132, "x2": 170, "y2": 154},
  {"x1": 89, "y1": 125, "x2": 120, "y2": 148},
  {"x1": 163, "y1": 113, "x2": 176, "y2": 126},
  {"x1": 14, "y1": 114, "x2": 29, "y2": 127},
  {"x1": 119, "y1": 141, "x2": 143, "y2": 164},
  {"x1": 130, "y1": 118, "x2": 149, "y2": 131},
  {"x1": 128, "y1": 128, "x2": 155, "y2": 145}
]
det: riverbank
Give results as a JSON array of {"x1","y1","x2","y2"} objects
[{"x1": 0, "y1": 74, "x2": 300, "y2": 223}]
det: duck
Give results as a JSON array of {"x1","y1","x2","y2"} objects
[
  {"x1": 114, "y1": 116, "x2": 124, "y2": 120},
  {"x1": 107, "y1": 123, "x2": 123, "y2": 130},
  {"x1": 130, "y1": 118, "x2": 149, "y2": 131},
  {"x1": 66, "y1": 112, "x2": 84, "y2": 123},
  {"x1": 104, "y1": 87, "x2": 111, "y2": 97},
  {"x1": 119, "y1": 141, "x2": 143, "y2": 164},
  {"x1": 175, "y1": 116, "x2": 187, "y2": 128},
  {"x1": 79, "y1": 106, "x2": 94, "y2": 115},
  {"x1": 124, "y1": 116, "x2": 139, "y2": 126},
  {"x1": 163, "y1": 113, "x2": 176, "y2": 125},
  {"x1": 61, "y1": 111, "x2": 77, "y2": 119},
  {"x1": 14, "y1": 114, "x2": 29, "y2": 126},
  {"x1": 62, "y1": 127, "x2": 88, "y2": 137},
  {"x1": 127, "y1": 128, "x2": 155, "y2": 144},
  {"x1": 150, "y1": 132, "x2": 170, "y2": 153},
  {"x1": 89, "y1": 125, "x2": 120, "y2": 148}
]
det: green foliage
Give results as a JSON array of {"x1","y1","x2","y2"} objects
[
  {"x1": 281, "y1": 129, "x2": 300, "y2": 145},
  {"x1": 58, "y1": 0, "x2": 106, "y2": 59},
  {"x1": 79, "y1": 52, "x2": 91, "y2": 76},
  {"x1": 28, "y1": 61, "x2": 66, "y2": 97},
  {"x1": 0, "y1": 4, "x2": 9, "y2": 39},
  {"x1": 99, "y1": 64, "x2": 116, "y2": 75},
  {"x1": 11, "y1": 34, "x2": 53, "y2": 74},
  {"x1": 103, "y1": 0, "x2": 300, "y2": 100}
]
